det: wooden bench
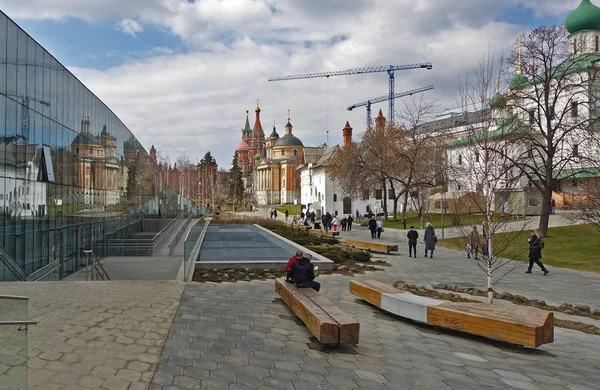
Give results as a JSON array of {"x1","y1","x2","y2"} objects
[
  {"x1": 275, "y1": 278, "x2": 359, "y2": 344},
  {"x1": 350, "y1": 280, "x2": 554, "y2": 348},
  {"x1": 345, "y1": 240, "x2": 398, "y2": 254},
  {"x1": 308, "y1": 229, "x2": 340, "y2": 238}
]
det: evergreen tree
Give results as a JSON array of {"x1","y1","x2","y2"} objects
[
  {"x1": 198, "y1": 151, "x2": 217, "y2": 205},
  {"x1": 229, "y1": 151, "x2": 244, "y2": 205}
]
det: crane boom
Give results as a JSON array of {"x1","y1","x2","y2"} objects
[
  {"x1": 268, "y1": 63, "x2": 432, "y2": 82},
  {"x1": 347, "y1": 85, "x2": 435, "y2": 111}
]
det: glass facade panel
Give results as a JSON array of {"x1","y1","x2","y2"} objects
[{"x1": 0, "y1": 11, "x2": 197, "y2": 281}]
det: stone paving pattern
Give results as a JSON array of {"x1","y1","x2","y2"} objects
[
  {"x1": 151, "y1": 277, "x2": 600, "y2": 390},
  {"x1": 0, "y1": 281, "x2": 183, "y2": 390}
]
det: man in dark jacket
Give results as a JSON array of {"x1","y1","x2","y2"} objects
[
  {"x1": 526, "y1": 229, "x2": 549, "y2": 275},
  {"x1": 290, "y1": 254, "x2": 320, "y2": 291},
  {"x1": 368, "y1": 217, "x2": 377, "y2": 239},
  {"x1": 347, "y1": 215, "x2": 353, "y2": 231},
  {"x1": 407, "y1": 226, "x2": 419, "y2": 257}
]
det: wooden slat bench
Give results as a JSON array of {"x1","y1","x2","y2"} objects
[
  {"x1": 350, "y1": 280, "x2": 554, "y2": 348},
  {"x1": 308, "y1": 229, "x2": 340, "y2": 238},
  {"x1": 345, "y1": 240, "x2": 398, "y2": 254},
  {"x1": 275, "y1": 278, "x2": 359, "y2": 344}
]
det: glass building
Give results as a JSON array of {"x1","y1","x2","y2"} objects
[{"x1": 0, "y1": 11, "x2": 194, "y2": 282}]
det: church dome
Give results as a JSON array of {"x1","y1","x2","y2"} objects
[
  {"x1": 235, "y1": 138, "x2": 250, "y2": 152},
  {"x1": 566, "y1": 0, "x2": 600, "y2": 35},
  {"x1": 510, "y1": 74, "x2": 529, "y2": 90},
  {"x1": 269, "y1": 125, "x2": 279, "y2": 139},
  {"x1": 489, "y1": 91, "x2": 507, "y2": 109},
  {"x1": 274, "y1": 135, "x2": 304, "y2": 148}
]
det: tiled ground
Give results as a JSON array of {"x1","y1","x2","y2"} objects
[
  {"x1": 151, "y1": 279, "x2": 600, "y2": 390},
  {"x1": 0, "y1": 281, "x2": 183, "y2": 390}
]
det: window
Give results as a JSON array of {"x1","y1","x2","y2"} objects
[
  {"x1": 596, "y1": 35, "x2": 599, "y2": 52},
  {"x1": 528, "y1": 109, "x2": 535, "y2": 125},
  {"x1": 388, "y1": 188, "x2": 395, "y2": 199},
  {"x1": 375, "y1": 189, "x2": 382, "y2": 199},
  {"x1": 281, "y1": 149, "x2": 285, "y2": 156},
  {"x1": 282, "y1": 178, "x2": 285, "y2": 188},
  {"x1": 573, "y1": 144, "x2": 579, "y2": 157},
  {"x1": 333, "y1": 194, "x2": 337, "y2": 202},
  {"x1": 475, "y1": 152, "x2": 480, "y2": 163},
  {"x1": 458, "y1": 154, "x2": 462, "y2": 165},
  {"x1": 571, "y1": 101, "x2": 579, "y2": 118},
  {"x1": 293, "y1": 149, "x2": 297, "y2": 156},
  {"x1": 528, "y1": 197, "x2": 541, "y2": 207},
  {"x1": 573, "y1": 38, "x2": 577, "y2": 55},
  {"x1": 362, "y1": 189, "x2": 369, "y2": 200},
  {"x1": 89, "y1": 147, "x2": 93, "y2": 154}
]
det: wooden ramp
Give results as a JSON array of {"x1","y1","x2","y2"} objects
[
  {"x1": 275, "y1": 278, "x2": 359, "y2": 344},
  {"x1": 345, "y1": 240, "x2": 398, "y2": 254},
  {"x1": 350, "y1": 280, "x2": 554, "y2": 348}
]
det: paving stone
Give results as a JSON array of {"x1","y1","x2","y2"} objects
[
  {"x1": 199, "y1": 378, "x2": 230, "y2": 390},
  {"x1": 183, "y1": 366, "x2": 210, "y2": 380},
  {"x1": 236, "y1": 373, "x2": 266, "y2": 387},
  {"x1": 263, "y1": 376, "x2": 295, "y2": 390}
]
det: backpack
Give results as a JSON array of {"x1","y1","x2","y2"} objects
[{"x1": 538, "y1": 239, "x2": 545, "y2": 249}]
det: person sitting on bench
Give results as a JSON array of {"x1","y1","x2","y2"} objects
[
  {"x1": 285, "y1": 250, "x2": 303, "y2": 282},
  {"x1": 290, "y1": 254, "x2": 321, "y2": 292}
]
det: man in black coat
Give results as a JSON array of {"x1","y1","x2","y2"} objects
[
  {"x1": 347, "y1": 215, "x2": 353, "y2": 231},
  {"x1": 368, "y1": 217, "x2": 377, "y2": 239},
  {"x1": 290, "y1": 254, "x2": 320, "y2": 291},
  {"x1": 407, "y1": 226, "x2": 419, "y2": 257},
  {"x1": 526, "y1": 229, "x2": 549, "y2": 275}
]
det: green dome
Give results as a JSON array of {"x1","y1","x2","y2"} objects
[
  {"x1": 565, "y1": 0, "x2": 600, "y2": 34},
  {"x1": 510, "y1": 74, "x2": 529, "y2": 90},
  {"x1": 489, "y1": 91, "x2": 507, "y2": 109}
]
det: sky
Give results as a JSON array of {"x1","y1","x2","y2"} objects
[{"x1": 0, "y1": 0, "x2": 582, "y2": 169}]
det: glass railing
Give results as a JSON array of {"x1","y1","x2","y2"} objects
[{"x1": 0, "y1": 294, "x2": 36, "y2": 390}]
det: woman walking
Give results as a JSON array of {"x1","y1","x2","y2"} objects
[
  {"x1": 423, "y1": 222, "x2": 437, "y2": 258},
  {"x1": 376, "y1": 218, "x2": 384, "y2": 239},
  {"x1": 526, "y1": 229, "x2": 549, "y2": 275}
]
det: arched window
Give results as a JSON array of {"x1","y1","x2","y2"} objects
[
  {"x1": 293, "y1": 149, "x2": 298, "y2": 156},
  {"x1": 333, "y1": 194, "x2": 337, "y2": 202},
  {"x1": 282, "y1": 178, "x2": 286, "y2": 188},
  {"x1": 458, "y1": 154, "x2": 462, "y2": 165},
  {"x1": 281, "y1": 149, "x2": 285, "y2": 156}
]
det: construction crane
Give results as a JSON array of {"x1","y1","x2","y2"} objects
[
  {"x1": 348, "y1": 85, "x2": 435, "y2": 128},
  {"x1": 269, "y1": 63, "x2": 433, "y2": 123},
  {"x1": 1, "y1": 90, "x2": 51, "y2": 141}
]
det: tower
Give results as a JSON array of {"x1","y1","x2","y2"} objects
[
  {"x1": 81, "y1": 114, "x2": 91, "y2": 133},
  {"x1": 251, "y1": 102, "x2": 265, "y2": 152},
  {"x1": 150, "y1": 145, "x2": 157, "y2": 162},
  {"x1": 343, "y1": 121, "x2": 353, "y2": 148},
  {"x1": 566, "y1": 0, "x2": 600, "y2": 56},
  {"x1": 375, "y1": 109, "x2": 386, "y2": 133}
]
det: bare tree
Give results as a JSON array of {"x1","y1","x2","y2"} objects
[
  {"x1": 447, "y1": 52, "x2": 529, "y2": 303},
  {"x1": 506, "y1": 27, "x2": 600, "y2": 237},
  {"x1": 571, "y1": 180, "x2": 600, "y2": 231}
]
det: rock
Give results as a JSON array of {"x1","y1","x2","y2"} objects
[
  {"x1": 223, "y1": 274, "x2": 229, "y2": 280},
  {"x1": 202, "y1": 274, "x2": 210, "y2": 278},
  {"x1": 533, "y1": 299, "x2": 547, "y2": 307},
  {"x1": 574, "y1": 305, "x2": 591, "y2": 314},
  {"x1": 559, "y1": 303, "x2": 574, "y2": 310},
  {"x1": 338, "y1": 265, "x2": 347, "y2": 270},
  {"x1": 592, "y1": 310, "x2": 600, "y2": 317},
  {"x1": 244, "y1": 276, "x2": 251, "y2": 281},
  {"x1": 497, "y1": 292, "x2": 511, "y2": 300},
  {"x1": 212, "y1": 268, "x2": 218, "y2": 272},
  {"x1": 564, "y1": 309, "x2": 575, "y2": 315},
  {"x1": 437, "y1": 284, "x2": 449, "y2": 290}
]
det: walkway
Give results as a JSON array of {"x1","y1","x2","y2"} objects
[{"x1": 65, "y1": 219, "x2": 200, "y2": 281}]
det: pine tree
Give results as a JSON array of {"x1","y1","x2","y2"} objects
[{"x1": 229, "y1": 151, "x2": 244, "y2": 205}]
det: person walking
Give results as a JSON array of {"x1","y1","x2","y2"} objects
[
  {"x1": 285, "y1": 209, "x2": 289, "y2": 221},
  {"x1": 469, "y1": 226, "x2": 481, "y2": 259},
  {"x1": 526, "y1": 229, "x2": 549, "y2": 275},
  {"x1": 551, "y1": 199, "x2": 556, "y2": 215},
  {"x1": 423, "y1": 222, "x2": 437, "y2": 258},
  {"x1": 332, "y1": 215, "x2": 339, "y2": 231},
  {"x1": 347, "y1": 215, "x2": 353, "y2": 231},
  {"x1": 341, "y1": 216, "x2": 348, "y2": 231},
  {"x1": 407, "y1": 226, "x2": 418, "y2": 257},
  {"x1": 376, "y1": 218, "x2": 383, "y2": 239},
  {"x1": 270, "y1": 210, "x2": 273, "y2": 219},
  {"x1": 368, "y1": 217, "x2": 377, "y2": 239},
  {"x1": 290, "y1": 254, "x2": 320, "y2": 292},
  {"x1": 273, "y1": 209, "x2": 278, "y2": 219}
]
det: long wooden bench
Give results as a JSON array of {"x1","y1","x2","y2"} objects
[
  {"x1": 345, "y1": 240, "x2": 398, "y2": 254},
  {"x1": 275, "y1": 278, "x2": 359, "y2": 344},
  {"x1": 350, "y1": 280, "x2": 554, "y2": 348}
]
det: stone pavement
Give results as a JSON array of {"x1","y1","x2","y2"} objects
[
  {"x1": 151, "y1": 278, "x2": 600, "y2": 390},
  {"x1": 0, "y1": 281, "x2": 183, "y2": 390}
]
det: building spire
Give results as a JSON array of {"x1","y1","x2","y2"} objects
[
  {"x1": 287, "y1": 108, "x2": 291, "y2": 122},
  {"x1": 517, "y1": 34, "x2": 523, "y2": 76}
]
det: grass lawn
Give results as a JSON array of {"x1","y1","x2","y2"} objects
[
  {"x1": 437, "y1": 224, "x2": 600, "y2": 273},
  {"x1": 276, "y1": 204, "x2": 303, "y2": 216},
  {"x1": 382, "y1": 213, "x2": 523, "y2": 229}
]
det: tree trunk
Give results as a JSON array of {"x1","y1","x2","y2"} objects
[
  {"x1": 487, "y1": 235, "x2": 494, "y2": 304},
  {"x1": 383, "y1": 180, "x2": 388, "y2": 220},
  {"x1": 402, "y1": 190, "x2": 410, "y2": 229},
  {"x1": 538, "y1": 185, "x2": 553, "y2": 238}
]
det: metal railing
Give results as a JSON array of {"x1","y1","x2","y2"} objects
[
  {"x1": 83, "y1": 250, "x2": 111, "y2": 281},
  {"x1": 186, "y1": 217, "x2": 211, "y2": 282},
  {"x1": 0, "y1": 294, "x2": 37, "y2": 389}
]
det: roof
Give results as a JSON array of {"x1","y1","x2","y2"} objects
[
  {"x1": 235, "y1": 138, "x2": 250, "y2": 151},
  {"x1": 314, "y1": 145, "x2": 339, "y2": 167},
  {"x1": 302, "y1": 144, "x2": 328, "y2": 165},
  {"x1": 274, "y1": 134, "x2": 304, "y2": 147},
  {"x1": 72, "y1": 132, "x2": 100, "y2": 146},
  {"x1": 415, "y1": 109, "x2": 490, "y2": 135},
  {"x1": 447, "y1": 116, "x2": 532, "y2": 148}
]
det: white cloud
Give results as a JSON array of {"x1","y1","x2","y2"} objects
[
  {"x1": 117, "y1": 18, "x2": 143, "y2": 37},
  {"x1": 5, "y1": 0, "x2": 581, "y2": 167}
]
